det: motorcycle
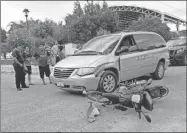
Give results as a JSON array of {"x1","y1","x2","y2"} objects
[{"x1": 86, "y1": 78, "x2": 169, "y2": 123}]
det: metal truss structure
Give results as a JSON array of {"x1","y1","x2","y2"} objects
[{"x1": 109, "y1": 5, "x2": 186, "y2": 30}]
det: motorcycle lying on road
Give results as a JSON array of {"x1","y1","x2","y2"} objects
[{"x1": 86, "y1": 78, "x2": 169, "y2": 123}]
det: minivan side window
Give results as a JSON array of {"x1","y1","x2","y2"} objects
[
  {"x1": 133, "y1": 34, "x2": 166, "y2": 51},
  {"x1": 116, "y1": 35, "x2": 138, "y2": 55}
]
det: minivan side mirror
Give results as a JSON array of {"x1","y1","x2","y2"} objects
[
  {"x1": 74, "y1": 50, "x2": 79, "y2": 54},
  {"x1": 115, "y1": 46, "x2": 129, "y2": 55}
]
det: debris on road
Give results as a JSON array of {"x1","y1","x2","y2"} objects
[{"x1": 87, "y1": 101, "x2": 100, "y2": 123}]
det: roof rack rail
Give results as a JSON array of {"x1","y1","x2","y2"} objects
[{"x1": 122, "y1": 30, "x2": 132, "y2": 32}]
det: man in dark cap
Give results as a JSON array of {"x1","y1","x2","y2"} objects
[{"x1": 12, "y1": 43, "x2": 29, "y2": 91}]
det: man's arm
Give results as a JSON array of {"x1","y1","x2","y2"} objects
[
  {"x1": 33, "y1": 54, "x2": 39, "y2": 65},
  {"x1": 13, "y1": 57, "x2": 23, "y2": 67},
  {"x1": 12, "y1": 50, "x2": 23, "y2": 67}
]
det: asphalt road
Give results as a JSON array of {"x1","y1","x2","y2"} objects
[{"x1": 1, "y1": 66, "x2": 186, "y2": 132}]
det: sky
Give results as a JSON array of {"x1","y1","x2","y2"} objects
[{"x1": 1, "y1": 1, "x2": 186, "y2": 31}]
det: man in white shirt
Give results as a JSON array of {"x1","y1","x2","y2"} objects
[{"x1": 51, "y1": 41, "x2": 59, "y2": 64}]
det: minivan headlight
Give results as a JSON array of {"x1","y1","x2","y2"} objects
[{"x1": 77, "y1": 67, "x2": 95, "y2": 76}]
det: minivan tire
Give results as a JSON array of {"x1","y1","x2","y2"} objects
[
  {"x1": 152, "y1": 62, "x2": 165, "y2": 80},
  {"x1": 98, "y1": 70, "x2": 117, "y2": 93}
]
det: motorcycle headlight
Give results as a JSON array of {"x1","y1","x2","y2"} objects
[
  {"x1": 177, "y1": 49, "x2": 184, "y2": 54},
  {"x1": 131, "y1": 94, "x2": 141, "y2": 103},
  {"x1": 77, "y1": 67, "x2": 95, "y2": 76}
]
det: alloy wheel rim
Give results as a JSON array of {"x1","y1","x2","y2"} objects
[{"x1": 103, "y1": 75, "x2": 115, "y2": 92}]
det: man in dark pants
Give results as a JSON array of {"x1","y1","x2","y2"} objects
[
  {"x1": 23, "y1": 46, "x2": 34, "y2": 85},
  {"x1": 12, "y1": 43, "x2": 29, "y2": 91}
]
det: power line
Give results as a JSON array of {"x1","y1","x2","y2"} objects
[{"x1": 158, "y1": 1, "x2": 186, "y2": 13}]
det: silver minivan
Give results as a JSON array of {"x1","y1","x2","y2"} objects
[{"x1": 50, "y1": 31, "x2": 169, "y2": 93}]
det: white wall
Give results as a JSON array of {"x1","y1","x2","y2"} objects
[{"x1": 64, "y1": 43, "x2": 78, "y2": 55}]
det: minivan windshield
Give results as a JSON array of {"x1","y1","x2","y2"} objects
[{"x1": 78, "y1": 35, "x2": 121, "y2": 55}]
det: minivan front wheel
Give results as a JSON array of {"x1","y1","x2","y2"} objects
[
  {"x1": 98, "y1": 70, "x2": 117, "y2": 93},
  {"x1": 152, "y1": 62, "x2": 165, "y2": 80}
]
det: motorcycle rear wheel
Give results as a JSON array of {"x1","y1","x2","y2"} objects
[{"x1": 146, "y1": 86, "x2": 169, "y2": 100}]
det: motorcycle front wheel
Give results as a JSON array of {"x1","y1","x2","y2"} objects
[{"x1": 86, "y1": 91, "x2": 110, "y2": 104}]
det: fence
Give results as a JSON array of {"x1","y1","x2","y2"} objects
[{"x1": 1, "y1": 65, "x2": 53, "y2": 74}]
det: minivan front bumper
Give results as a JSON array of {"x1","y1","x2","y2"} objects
[
  {"x1": 165, "y1": 59, "x2": 170, "y2": 69},
  {"x1": 50, "y1": 74, "x2": 100, "y2": 92}
]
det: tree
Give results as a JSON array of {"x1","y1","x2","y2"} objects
[
  {"x1": 1, "y1": 28, "x2": 7, "y2": 42},
  {"x1": 64, "y1": 1, "x2": 119, "y2": 45},
  {"x1": 7, "y1": 28, "x2": 26, "y2": 49},
  {"x1": 179, "y1": 30, "x2": 186, "y2": 37},
  {"x1": 5, "y1": 1, "x2": 119, "y2": 49},
  {"x1": 53, "y1": 26, "x2": 62, "y2": 41},
  {"x1": 43, "y1": 36, "x2": 55, "y2": 47},
  {"x1": 31, "y1": 18, "x2": 57, "y2": 39},
  {"x1": 170, "y1": 31, "x2": 180, "y2": 39},
  {"x1": 96, "y1": 27, "x2": 111, "y2": 36},
  {"x1": 7, "y1": 21, "x2": 25, "y2": 34},
  {"x1": 1, "y1": 43, "x2": 11, "y2": 59},
  {"x1": 102, "y1": 0, "x2": 108, "y2": 10},
  {"x1": 6, "y1": 18, "x2": 60, "y2": 50},
  {"x1": 128, "y1": 16, "x2": 172, "y2": 42},
  {"x1": 73, "y1": 0, "x2": 83, "y2": 17}
]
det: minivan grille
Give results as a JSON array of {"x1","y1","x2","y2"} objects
[{"x1": 54, "y1": 67, "x2": 75, "y2": 79}]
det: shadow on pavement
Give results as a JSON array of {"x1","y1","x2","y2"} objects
[{"x1": 54, "y1": 90, "x2": 86, "y2": 98}]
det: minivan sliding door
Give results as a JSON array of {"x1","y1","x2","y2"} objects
[{"x1": 116, "y1": 35, "x2": 144, "y2": 81}]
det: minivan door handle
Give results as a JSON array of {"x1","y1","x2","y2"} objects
[{"x1": 136, "y1": 56, "x2": 144, "y2": 60}]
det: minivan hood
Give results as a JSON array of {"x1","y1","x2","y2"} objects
[
  {"x1": 55, "y1": 55, "x2": 103, "y2": 68},
  {"x1": 169, "y1": 45, "x2": 186, "y2": 50}
]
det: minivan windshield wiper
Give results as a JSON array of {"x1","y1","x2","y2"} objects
[{"x1": 79, "y1": 50, "x2": 103, "y2": 55}]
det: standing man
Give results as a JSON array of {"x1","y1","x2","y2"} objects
[
  {"x1": 51, "y1": 41, "x2": 59, "y2": 64},
  {"x1": 12, "y1": 43, "x2": 29, "y2": 91},
  {"x1": 56, "y1": 45, "x2": 65, "y2": 63},
  {"x1": 23, "y1": 46, "x2": 34, "y2": 85},
  {"x1": 34, "y1": 44, "x2": 52, "y2": 85}
]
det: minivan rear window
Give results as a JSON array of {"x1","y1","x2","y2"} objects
[{"x1": 133, "y1": 34, "x2": 166, "y2": 51}]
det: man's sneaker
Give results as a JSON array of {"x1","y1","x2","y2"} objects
[
  {"x1": 17, "y1": 88, "x2": 22, "y2": 91},
  {"x1": 22, "y1": 85, "x2": 29, "y2": 88}
]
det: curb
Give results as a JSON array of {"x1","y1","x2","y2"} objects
[{"x1": 1, "y1": 65, "x2": 53, "y2": 74}]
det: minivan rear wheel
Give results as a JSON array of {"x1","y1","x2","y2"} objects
[
  {"x1": 152, "y1": 62, "x2": 165, "y2": 80},
  {"x1": 98, "y1": 70, "x2": 117, "y2": 93}
]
